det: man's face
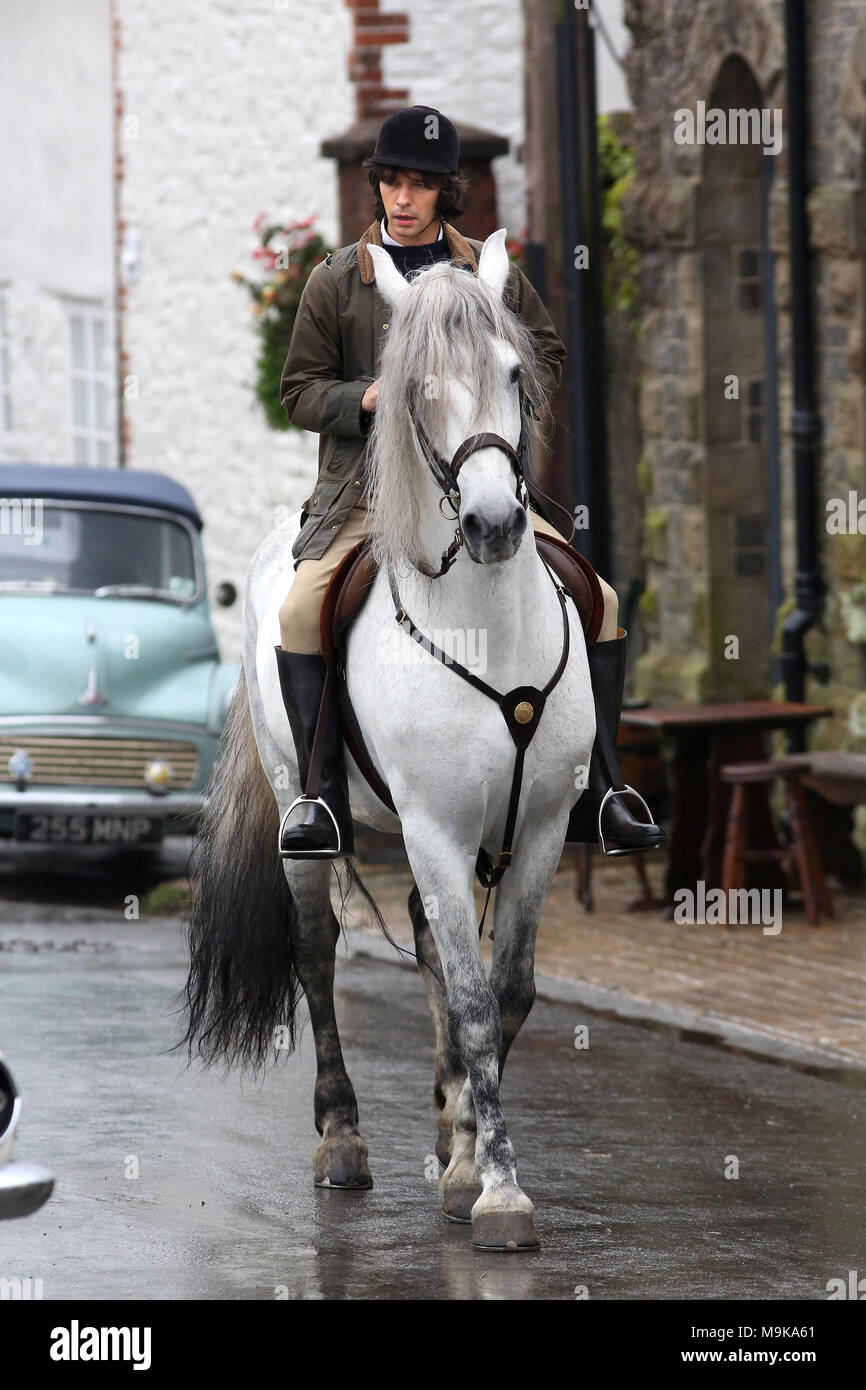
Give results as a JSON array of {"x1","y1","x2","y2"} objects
[{"x1": 378, "y1": 168, "x2": 441, "y2": 244}]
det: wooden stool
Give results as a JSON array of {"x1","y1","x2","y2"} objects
[{"x1": 720, "y1": 759, "x2": 834, "y2": 926}]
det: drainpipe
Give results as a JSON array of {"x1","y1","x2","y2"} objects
[
  {"x1": 781, "y1": 0, "x2": 826, "y2": 743},
  {"x1": 555, "y1": 0, "x2": 592, "y2": 560},
  {"x1": 555, "y1": 1, "x2": 611, "y2": 575},
  {"x1": 580, "y1": 6, "x2": 612, "y2": 580}
]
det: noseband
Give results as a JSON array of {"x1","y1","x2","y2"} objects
[{"x1": 406, "y1": 398, "x2": 529, "y2": 579}]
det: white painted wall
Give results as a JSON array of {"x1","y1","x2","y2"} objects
[
  {"x1": 384, "y1": 0, "x2": 527, "y2": 237},
  {"x1": 116, "y1": 0, "x2": 354, "y2": 655},
  {"x1": 0, "y1": 0, "x2": 115, "y2": 464},
  {"x1": 594, "y1": 0, "x2": 632, "y2": 115}
]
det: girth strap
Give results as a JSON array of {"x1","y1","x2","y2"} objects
[{"x1": 387, "y1": 558, "x2": 572, "y2": 931}]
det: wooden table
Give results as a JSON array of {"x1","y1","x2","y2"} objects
[{"x1": 620, "y1": 701, "x2": 833, "y2": 902}]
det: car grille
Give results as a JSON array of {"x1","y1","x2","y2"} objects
[{"x1": 0, "y1": 737, "x2": 199, "y2": 789}]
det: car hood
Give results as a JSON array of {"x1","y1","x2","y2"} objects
[{"x1": 0, "y1": 596, "x2": 220, "y2": 724}]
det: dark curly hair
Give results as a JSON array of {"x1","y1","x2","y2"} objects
[{"x1": 362, "y1": 159, "x2": 471, "y2": 223}]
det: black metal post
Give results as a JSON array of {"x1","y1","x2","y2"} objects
[
  {"x1": 556, "y1": 1, "x2": 592, "y2": 561},
  {"x1": 781, "y1": 0, "x2": 825, "y2": 748},
  {"x1": 580, "y1": 7, "x2": 612, "y2": 579}
]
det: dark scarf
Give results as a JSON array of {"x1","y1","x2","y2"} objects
[{"x1": 381, "y1": 217, "x2": 452, "y2": 280}]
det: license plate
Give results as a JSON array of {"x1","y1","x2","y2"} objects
[{"x1": 13, "y1": 812, "x2": 164, "y2": 846}]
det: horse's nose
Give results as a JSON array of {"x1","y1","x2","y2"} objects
[{"x1": 462, "y1": 503, "x2": 526, "y2": 552}]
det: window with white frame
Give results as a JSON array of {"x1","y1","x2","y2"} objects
[
  {"x1": 0, "y1": 290, "x2": 13, "y2": 434},
  {"x1": 67, "y1": 304, "x2": 116, "y2": 466}
]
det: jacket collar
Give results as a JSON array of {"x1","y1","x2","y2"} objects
[{"x1": 356, "y1": 218, "x2": 478, "y2": 285}]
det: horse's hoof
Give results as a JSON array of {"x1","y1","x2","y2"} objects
[
  {"x1": 313, "y1": 1138, "x2": 373, "y2": 1190},
  {"x1": 442, "y1": 1184, "x2": 482, "y2": 1224},
  {"x1": 471, "y1": 1209, "x2": 540, "y2": 1252}
]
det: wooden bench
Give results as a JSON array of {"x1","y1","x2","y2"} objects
[{"x1": 784, "y1": 753, "x2": 866, "y2": 890}]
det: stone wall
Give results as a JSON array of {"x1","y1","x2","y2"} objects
[{"x1": 621, "y1": 0, "x2": 866, "y2": 752}]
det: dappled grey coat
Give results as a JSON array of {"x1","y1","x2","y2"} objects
[{"x1": 280, "y1": 217, "x2": 567, "y2": 567}]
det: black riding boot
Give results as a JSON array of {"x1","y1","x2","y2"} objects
[
  {"x1": 274, "y1": 647, "x2": 355, "y2": 858},
  {"x1": 566, "y1": 629, "x2": 666, "y2": 855}
]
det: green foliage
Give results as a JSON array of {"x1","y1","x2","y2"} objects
[
  {"x1": 597, "y1": 115, "x2": 639, "y2": 318},
  {"x1": 233, "y1": 215, "x2": 331, "y2": 431},
  {"x1": 638, "y1": 586, "x2": 659, "y2": 620},
  {"x1": 637, "y1": 453, "x2": 654, "y2": 496}
]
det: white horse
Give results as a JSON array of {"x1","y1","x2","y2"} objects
[{"x1": 183, "y1": 230, "x2": 596, "y2": 1251}]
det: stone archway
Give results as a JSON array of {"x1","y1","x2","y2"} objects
[{"x1": 697, "y1": 53, "x2": 772, "y2": 699}]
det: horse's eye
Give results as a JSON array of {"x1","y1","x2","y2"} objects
[{"x1": 510, "y1": 365, "x2": 521, "y2": 384}]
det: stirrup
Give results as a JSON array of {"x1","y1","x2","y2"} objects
[
  {"x1": 278, "y1": 794, "x2": 342, "y2": 859},
  {"x1": 597, "y1": 784, "x2": 660, "y2": 857}
]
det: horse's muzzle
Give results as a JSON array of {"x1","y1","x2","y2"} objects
[{"x1": 461, "y1": 506, "x2": 527, "y2": 564}]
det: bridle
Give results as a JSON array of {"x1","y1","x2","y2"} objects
[{"x1": 405, "y1": 394, "x2": 530, "y2": 579}]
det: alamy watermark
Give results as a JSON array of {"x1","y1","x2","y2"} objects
[
  {"x1": 0, "y1": 497, "x2": 43, "y2": 545},
  {"x1": 673, "y1": 881, "x2": 782, "y2": 935},
  {"x1": 674, "y1": 101, "x2": 783, "y2": 157}
]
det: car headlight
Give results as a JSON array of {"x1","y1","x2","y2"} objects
[
  {"x1": 8, "y1": 749, "x2": 32, "y2": 790},
  {"x1": 144, "y1": 759, "x2": 172, "y2": 795}
]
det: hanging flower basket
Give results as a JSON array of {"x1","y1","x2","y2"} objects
[{"x1": 233, "y1": 214, "x2": 331, "y2": 431}]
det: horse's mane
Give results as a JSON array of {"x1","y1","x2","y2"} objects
[{"x1": 364, "y1": 260, "x2": 549, "y2": 582}]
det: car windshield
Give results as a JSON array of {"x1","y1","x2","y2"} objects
[{"x1": 0, "y1": 502, "x2": 198, "y2": 600}]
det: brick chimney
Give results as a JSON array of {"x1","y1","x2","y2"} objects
[{"x1": 323, "y1": 1, "x2": 509, "y2": 243}]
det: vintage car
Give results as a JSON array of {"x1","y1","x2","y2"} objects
[
  {"x1": 0, "y1": 464, "x2": 238, "y2": 850},
  {"x1": 0, "y1": 1053, "x2": 54, "y2": 1219}
]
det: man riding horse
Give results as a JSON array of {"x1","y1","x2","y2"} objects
[{"x1": 276, "y1": 104, "x2": 664, "y2": 861}]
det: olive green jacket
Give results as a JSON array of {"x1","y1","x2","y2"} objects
[{"x1": 280, "y1": 218, "x2": 566, "y2": 566}]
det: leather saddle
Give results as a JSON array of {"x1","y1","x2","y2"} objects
[{"x1": 320, "y1": 532, "x2": 603, "y2": 814}]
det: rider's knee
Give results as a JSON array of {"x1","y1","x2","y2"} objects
[
  {"x1": 279, "y1": 591, "x2": 321, "y2": 655},
  {"x1": 598, "y1": 577, "x2": 618, "y2": 622}
]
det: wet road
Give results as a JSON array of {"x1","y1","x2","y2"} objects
[{"x1": 1, "y1": 855, "x2": 865, "y2": 1300}]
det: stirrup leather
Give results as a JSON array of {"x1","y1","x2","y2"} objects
[
  {"x1": 597, "y1": 784, "x2": 656, "y2": 857},
  {"x1": 278, "y1": 794, "x2": 342, "y2": 858}
]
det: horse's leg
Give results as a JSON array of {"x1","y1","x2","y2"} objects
[
  {"x1": 402, "y1": 823, "x2": 539, "y2": 1250},
  {"x1": 285, "y1": 861, "x2": 372, "y2": 1188},
  {"x1": 243, "y1": 654, "x2": 373, "y2": 1191},
  {"x1": 408, "y1": 884, "x2": 477, "y2": 1209},
  {"x1": 286, "y1": 861, "x2": 373, "y2": 1189},
  {"x1": 432, "y1": 831, "x2": 562, "y2": 1226}
]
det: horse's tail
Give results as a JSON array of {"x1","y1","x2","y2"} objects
[{"x1": 181, "y1": 667, "x2": 302, "y2": 1074}]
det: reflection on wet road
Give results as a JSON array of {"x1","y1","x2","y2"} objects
[{"x1": 1, "y1": 850, "x2": 864, "y2": 1299}]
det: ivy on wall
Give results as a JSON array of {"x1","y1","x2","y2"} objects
[{"x1": 598, "y1": 114, "x2": 639, "y2": 318}]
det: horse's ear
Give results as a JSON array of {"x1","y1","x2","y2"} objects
[
  {"x1": 368, "y1": 244, "x2": 410, "y2": 309},
  {"x1": 477, "y1": 228, "x2": 510, "y2": 300}
]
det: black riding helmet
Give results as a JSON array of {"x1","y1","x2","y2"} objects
[{"x1": 368, "y1": 105, "x2": 460, "y2": 175}]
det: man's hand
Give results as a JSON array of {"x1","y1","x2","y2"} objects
[{"x1": 361, "y1": 380, "x2": 380, "y2": 413}]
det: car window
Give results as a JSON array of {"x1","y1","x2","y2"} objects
[{"x1": 0, "y1": 504, "x2": 197, "y2": 599}]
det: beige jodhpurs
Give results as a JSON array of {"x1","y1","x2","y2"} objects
[{"x1": 279, "y1": 501, "x2": 619, "y2": 653}]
